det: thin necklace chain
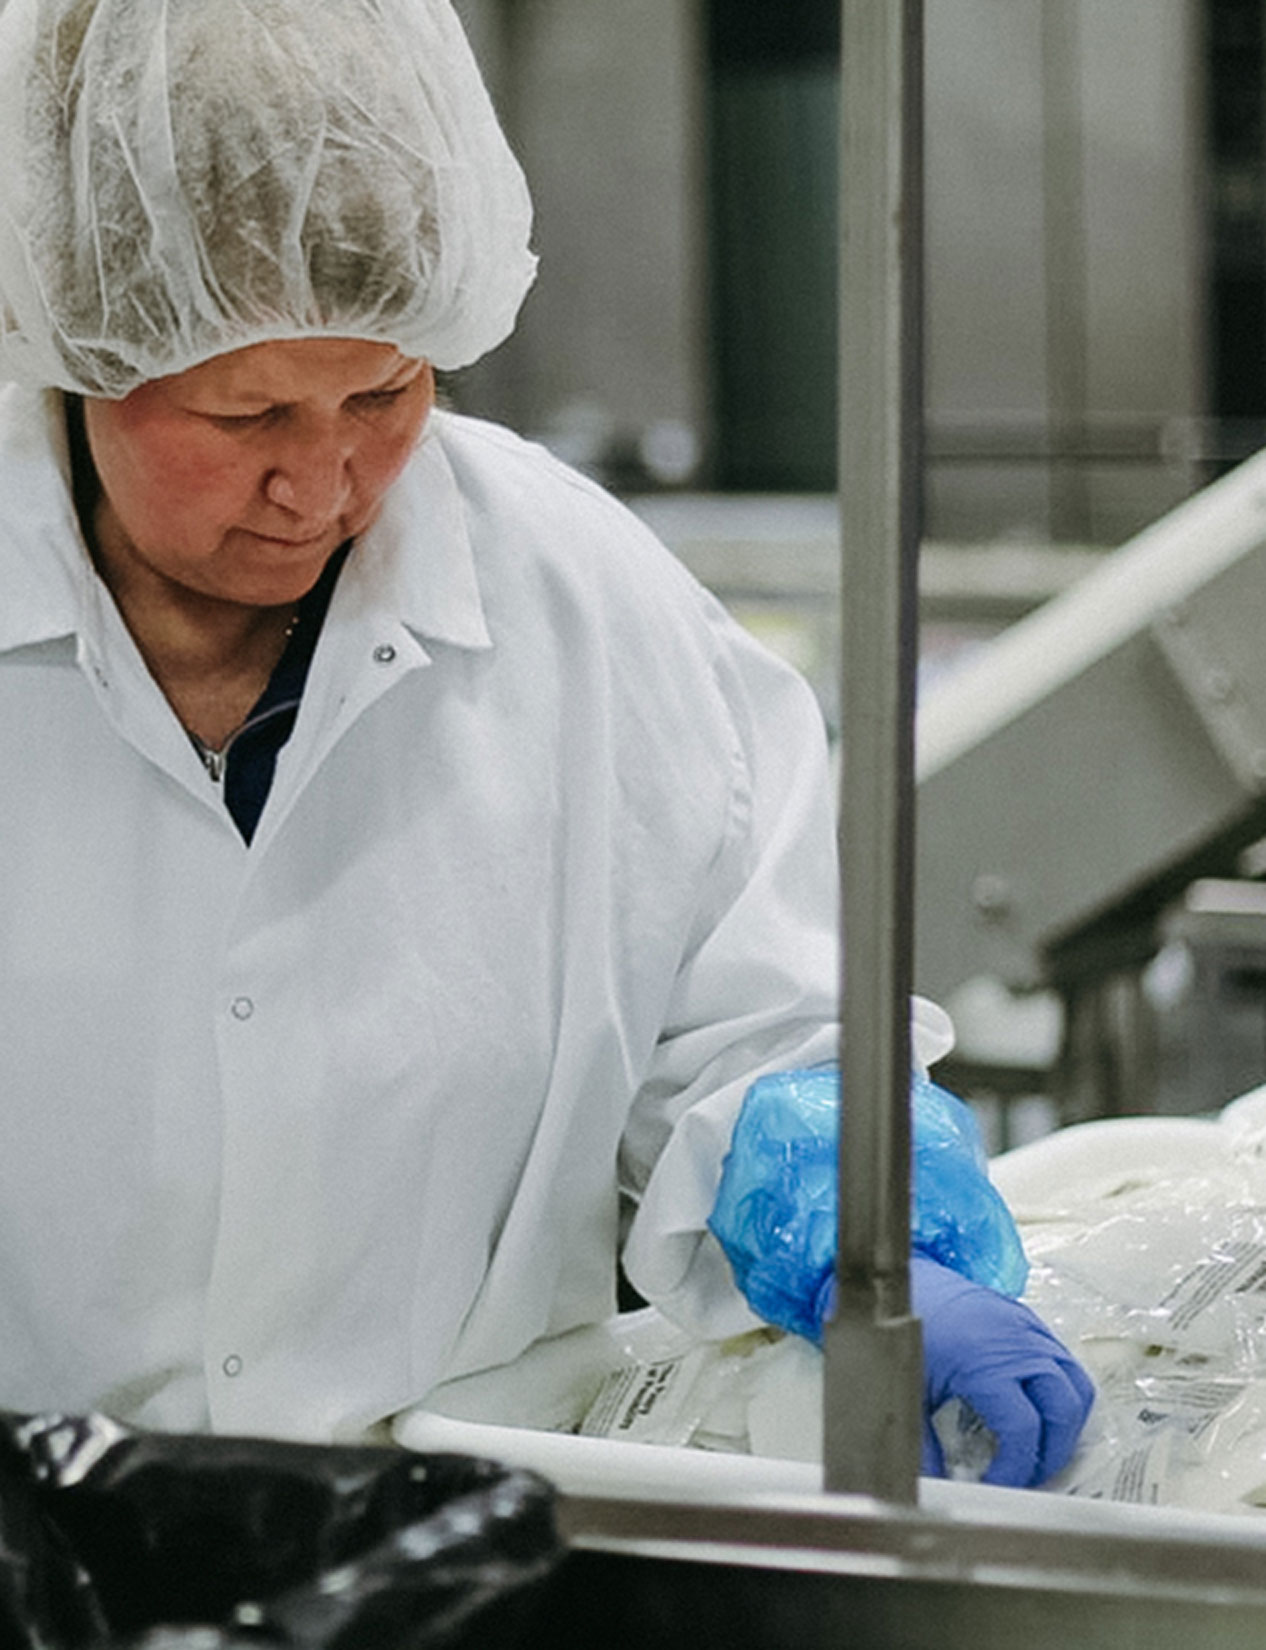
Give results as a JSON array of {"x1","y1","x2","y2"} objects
[{"x1": 188, "y1": 604, "x2": 301, "y2": 776}]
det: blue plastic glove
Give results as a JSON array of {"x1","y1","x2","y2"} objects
[
  {"x1": 707, "y1": 1065, "x2": 1028, "y2": 1343},
  {"x1": 912, "y1": 1253, "x2": 1095, "y2": 1487}
]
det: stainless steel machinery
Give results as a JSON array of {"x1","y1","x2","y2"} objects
[{"x1": 915, "y1": 442, "x2": 1266, "y2": 1117}]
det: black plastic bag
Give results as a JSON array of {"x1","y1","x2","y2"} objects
[{"x1": 0, "y1": 1411, "x2": 560, "y2": 1649}]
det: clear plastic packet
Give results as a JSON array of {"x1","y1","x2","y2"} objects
[
  {"x1": 576, "y1": 1318, "x2": 785, "y2": 1452},
  {"x1": 575, "y1": 1317, "x2": 721, "y2": 1448},
  {"x1": 1021, "y1": 1185, "x2": 1266, "y2": 1366},
  {"x1": 996, "y1": 1108, "x2": 1266, "y2": 1514}
]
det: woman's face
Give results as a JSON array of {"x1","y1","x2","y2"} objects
[{"x1": 83, "y1": 338, "x2": 436, "y2": 611}]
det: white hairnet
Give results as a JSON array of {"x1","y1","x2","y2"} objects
[{"x1": 0, "y1": 0, "x2": 537, "y2": 395}]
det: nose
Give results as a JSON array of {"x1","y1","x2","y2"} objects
[{"x1": 263, "y1": 425, "x2": 354, "y2": 524}]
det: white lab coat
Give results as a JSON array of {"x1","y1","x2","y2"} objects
[{"x1": 0, "y1": 385, "x2": 866, "y2": 1441}]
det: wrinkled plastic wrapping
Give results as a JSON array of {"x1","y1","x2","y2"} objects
[
  {"x1": 0, "y1": 0, "x2": 538, "y2": 395},
  {"x1": 991, "y1": 1086, "x2": 1266, "y2": 1514},
  {"x1": 396, "y1": 1307, "x2": 828, "y2": 1469},
  {"x1": 0, "y1": 1410, "x2": 560, "y2": 1648},
  {"x1": 707, "y1": 1066, "x2": 1029, "y2": 1342}
]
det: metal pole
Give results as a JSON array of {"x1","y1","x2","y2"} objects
[
  {"x1": 824, "y1": 0, "x2": 924, "y2": 1502},
  {"x1": 1040, "y1": 0, "x2": 1092, "y2": 542}
]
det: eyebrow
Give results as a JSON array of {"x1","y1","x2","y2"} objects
[
  {"x1": 188, "y1": 380, "x2": 420, "y2": 417},
  {"x1": 208, "y1": 362, "x2": 424, "y2": 406}
]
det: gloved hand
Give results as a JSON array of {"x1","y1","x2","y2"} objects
[
  {"x1": 707, "y1": 1063, "x2": 1094, "y2": 1487},
  {"x1": 912, "y1": 1252, "x2": 1095, "y2": 1488}
]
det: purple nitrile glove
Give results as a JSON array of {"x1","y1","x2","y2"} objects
[
  {"x1": 911, "y1": 1253, "x2": 1095, "y2": 1487},
  {"x1": 813, "y1": 1258, "x2": 1094, "y2": 1487}
]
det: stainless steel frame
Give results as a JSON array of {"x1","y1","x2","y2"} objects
[
  {"x1": 826, "y1": 0, "x2": 924, "y2": 1503},
  {"x1": 542, "y1": 1483, "x2": 1266, "y2": 1647}
]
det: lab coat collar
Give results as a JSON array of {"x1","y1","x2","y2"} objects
[
  {"x1": 347, "y1": 411, "x2": 492, "y2": 655},
  {"x1": 0, "y1": 387, "x2": 89, "y2": 653},
  {"x1": 0, "y1": 390, "x2": 493, "y2": 658}
]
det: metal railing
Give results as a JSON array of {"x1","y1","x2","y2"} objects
[{"x1": 826, "y1": 0, "x2": 925, "y2": 1502}]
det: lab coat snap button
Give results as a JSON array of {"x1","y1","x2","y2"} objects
[
  {"x1": 372, "y1": 643, "x2": 397, "y2": 665},
  {"x1": 222, "y1": 1354, "x2": 243, "y2": 1377},
  {"x1": 230, "y1": 997, "x2": 254, "y2": 1021}
]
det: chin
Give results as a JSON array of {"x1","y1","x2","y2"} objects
[{"x1": 204, "y1": 567, "x2": 324, "y2": 611}]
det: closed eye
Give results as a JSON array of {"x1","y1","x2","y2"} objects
[
  {"x1": 349, "y1": 386, "x2": 410, "y2": 411},
  {"x1": 196, "y1": 382, "x2": 416, "y2": 429},
  {"x1": 204, "y1": 407, "x2": 285, "y2": 430}
]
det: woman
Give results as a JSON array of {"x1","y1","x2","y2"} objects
[{"x1": 0, "y1": 0, "x2": 1089, "y2": 1482}]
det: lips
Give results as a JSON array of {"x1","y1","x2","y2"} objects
[{"x1": 247, "y1": 528, "x2": 334, "y2": 548}]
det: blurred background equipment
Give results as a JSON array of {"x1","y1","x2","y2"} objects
[
  {"x1": 914, "y1": 449, "x2": 1266, "y2": 1132},
  {"x1": 450, "y1": 0, "x2": 1266, "y2": 1132},
  {"x1": 455, "y1": 0, "x2": 1218, "y2": 531}
]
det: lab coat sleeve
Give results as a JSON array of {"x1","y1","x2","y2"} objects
[
  {"x1": 618, "y1": 608, "x2": 842, "y2": 1340},
  {"x1": 619, "y1": 603, "x2": 955, "y2": 1340}
]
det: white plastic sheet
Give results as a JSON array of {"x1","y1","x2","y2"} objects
[{"x1": 992, "y1": 1089, "x2": 1266, "y2": 1514}]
